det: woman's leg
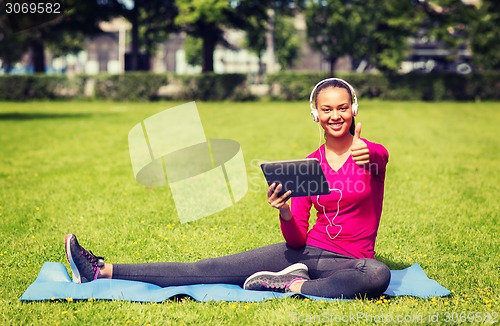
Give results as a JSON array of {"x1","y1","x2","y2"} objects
[
  {"x1": 66, "y1": 234, "x2": 389, "y2": 297},
  {"x1": 111, "y1": 242, "x2": 323, "y2": 287},
  {"x1": 300, "y1": 254, "x2": 391, "y2": 299},
  {"x1": 66, "y1": 233, "x2": 319, "y2": 286}
]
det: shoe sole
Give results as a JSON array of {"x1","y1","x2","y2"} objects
[
  {"x1": 64, "y1": 234, "x2": 81, "y2": 283},
  {"x1": 243, "y1": 263, "x2": 308, "y2": 289}
]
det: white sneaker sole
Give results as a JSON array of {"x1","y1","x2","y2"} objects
[
  {"x1": 243, "y1": 263, "x2": 308, "y2": 289},
  {"x1": 64, "y1": 234, "x2": 82, "y2": 283}
]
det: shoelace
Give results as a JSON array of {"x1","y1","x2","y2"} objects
[
  {"x1": 81, "y1": 249, "x2": 105, "y2": 271},
  {"x1": 262, "y1": 281, "x2": 288, "y2": 291},
  {"x1": 263, "y1": 277, "x2": 304, "y2": 292}
]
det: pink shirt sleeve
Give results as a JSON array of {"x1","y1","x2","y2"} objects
[
  {"x1": 365, "y1": 140, "x2": 389, "y2": 182},
  {"x1": 279, "y1": 194, "x2": 312, "y2": 249}
]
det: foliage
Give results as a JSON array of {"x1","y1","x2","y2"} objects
[
  {"x1": 175, "y1": 1, "x2": 299, "y2": 73},
  {"x1": 175, "y1": 0, "x2": 233, "y2": 72},
  {"x1": 0, "y1": 31, "x2": 28, "y2": 73},
  {"x1": 120, "y1": 0, "x2": 179, "y2": 71},
  {"x1": 183, "y1": 35, "x2": 203, "y2": 67},
  {"x1": 244, "y1": 15, "x2": 267, "y2": 61},
  {"x1": 305, "y1": 0, "x2": 362, "y2": 75},
  {"x1": 414, "y1": 0, "x2": 478, "y2": 48},
  {"x1": 0, "y1": 0, "x2": 122, "y2": 73},
  {"x1": 358, "y1": 2, "x2": 421, "y2": 72},
  {"x1": 26, "y1": 0, "x2": 121, "y2": 72},
  {"x1": 305, "y1": 0, "x2": 419, "y2": 74},
  {"x1": 0, "y1": 8, "x2": 29, "y2": 72},
  {"x1": 469, "y1": 0, "x2": 500, "y2": 71},
  {"x1": 244, "y1": 4, "x2": 301, "y2": 71},
  {"x1": 94, "y1": 73, "x2": 169, "y2": 101},
  {"x1": 274, "y1": 16, "x2": 300, "y2": 69}
]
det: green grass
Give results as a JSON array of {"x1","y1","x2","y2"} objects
[{"x1": 0, "y1": 100, "x2": 499, "y2": 325}]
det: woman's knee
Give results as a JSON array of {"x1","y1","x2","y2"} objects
[{"x1": 361, "y1": 259, "x2": 391, "y2": 297}]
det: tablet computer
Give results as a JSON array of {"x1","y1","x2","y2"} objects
[{"x1": 260, "y1": 158, "x2": 331, "y2": 197}]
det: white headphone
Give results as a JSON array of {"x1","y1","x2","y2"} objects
[{"x1": 309, "y1": 78, "x2": 359, "y2": 122}]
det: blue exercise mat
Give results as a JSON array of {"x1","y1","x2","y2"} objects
[{"x1": 20, "y1": 262, "x2": 450, "y2": 302}]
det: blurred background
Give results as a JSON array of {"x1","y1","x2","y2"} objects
[{"x1": 0, "y1": 0, "x2": 498, "y2": 101}]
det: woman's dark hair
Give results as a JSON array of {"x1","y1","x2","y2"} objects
[{"x1": 314, "y1": 79, "x2": 356, "y2": 136}]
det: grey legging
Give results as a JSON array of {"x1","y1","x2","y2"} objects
[{"x1": 112, "y1": 243, "x2": 391, "y2": 299}]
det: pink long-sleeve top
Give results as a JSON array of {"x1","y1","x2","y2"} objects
[{"x1": 280, "y1": 139, "x2": 389, "y2": 259}]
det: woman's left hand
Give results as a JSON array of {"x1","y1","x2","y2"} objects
[{"x1": 351, "y1": 122, "x2": 370, "y2": 166}]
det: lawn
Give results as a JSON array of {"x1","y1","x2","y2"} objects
[{"x1": 0, "y1": 100, "x2": 498, "y2": 325}]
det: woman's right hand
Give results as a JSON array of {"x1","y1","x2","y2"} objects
[{"x1": 267, "y1": 183, "x2": 292, "y2": 213}]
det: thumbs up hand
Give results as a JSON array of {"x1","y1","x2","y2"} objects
[{"x1": 351, "y1": 122, "x2": 370, "y2": 166}]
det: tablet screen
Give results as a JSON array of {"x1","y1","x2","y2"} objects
[{"x1": 260, "y1": 158, "x2": 331, "y2": 197}]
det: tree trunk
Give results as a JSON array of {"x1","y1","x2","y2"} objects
[
  {"x1": 144, "y1": 37, "x2": 152, "y2": 72},
  {"x1": 31, "y1": 39, "x2": 46, "y2": 73},
  {"x1": 201, "y1": 31, "x2": 216, "y2": 73},
  {"x1": 329, "y1": 56, "x2": 337, "y2": 76},
  {"x1": 130, "y1": 3, "x2": 140, "y2": 71}
]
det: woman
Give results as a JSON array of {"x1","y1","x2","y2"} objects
[{"x1": 65, "y1": 78, "x2": 391, "y2": 299}]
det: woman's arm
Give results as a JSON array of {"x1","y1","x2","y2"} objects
[
  {"x1": 279, "y1": 196, "x2": 311, "y2": 249},
  {"x1": 268, "y1": 183, "x2": 310, "y2": 249},
  {"x1": 350, "y1": 122, "x2": 389, "y2": 178}
]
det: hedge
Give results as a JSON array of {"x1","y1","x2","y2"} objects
[
  {"x1": 267, "y1": 72, "x2": 500, "y2": 101},
  {"x1": 94, "y1": 72, "x2": 169, "y2": 101},
  {"x1": 0, "y1": 71, "x2": 499, "y2": 101},
  {"x1": 173, "y1": 73, "x2": 253, "y2": 101},
  {"x1": 0, "y1": 75, "x2": 71, "y2": 100}
]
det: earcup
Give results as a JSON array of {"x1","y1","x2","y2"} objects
[
  {"x1": 352, "y1": 103, "x2": 359, "y2": 116},
  {"x1": 311, "y1": 109, "x2": 319, "y2": 122}
]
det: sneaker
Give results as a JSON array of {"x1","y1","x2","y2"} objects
[
  {"x1": 64, "y1": 234, "x2": 105, "y2": 283},
  {"x1": 243, "y1": 263, "x2": 310, "y2": 293}
]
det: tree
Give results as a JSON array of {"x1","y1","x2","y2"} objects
[
  {"x1": 175, "y1": 0, "x2": 235, "y2": 73},
  {"x1": 244, "y1": 14, "x2": 267, "y2": 72},
  {"x1": 469, "y1": 0, "x2": 499, "y2": 70},
  {"x1": 245, "y1": 11, "x2": 300, "y2": 72},
  {"x1": 175, "y1": 0, "x2": 299, "y2": 73},
  {"x1": 305, "y1": 0, "x2": 419, "y2": 75},
  {"x1": 413, "y1": 0, "x2": 476, "y2": 45},
  {"x1": 274, "y1": 16, "x2": 301, "y2": 69},
  {"x1": 120, "y1": 0, "x2": 178, "y2": 71},
  {"x1": 412, "y1": 0, "x2": 480, "y2": 72},
  {"x1": 305, "y1": 0, "x2": 363, "y2": 75},
  {"x1": 358, "y1": 1, "x2": 421, "y2": 72}
]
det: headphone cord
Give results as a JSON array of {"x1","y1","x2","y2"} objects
[{"x1": 317, "y1": 131, "x2": 343, "y2": 240}]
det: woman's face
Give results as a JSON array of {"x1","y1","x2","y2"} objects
[{"x1": 316, "y1": 87, "x2": 354, "y2": 139}]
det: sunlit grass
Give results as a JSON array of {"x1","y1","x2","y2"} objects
[{"x1": 0, "y1": 100, "x2": 498, "y2": 325}]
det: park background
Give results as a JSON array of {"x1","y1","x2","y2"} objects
[{"x1": 1, "y1": 0, "x2": 499, "y2": 325}]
